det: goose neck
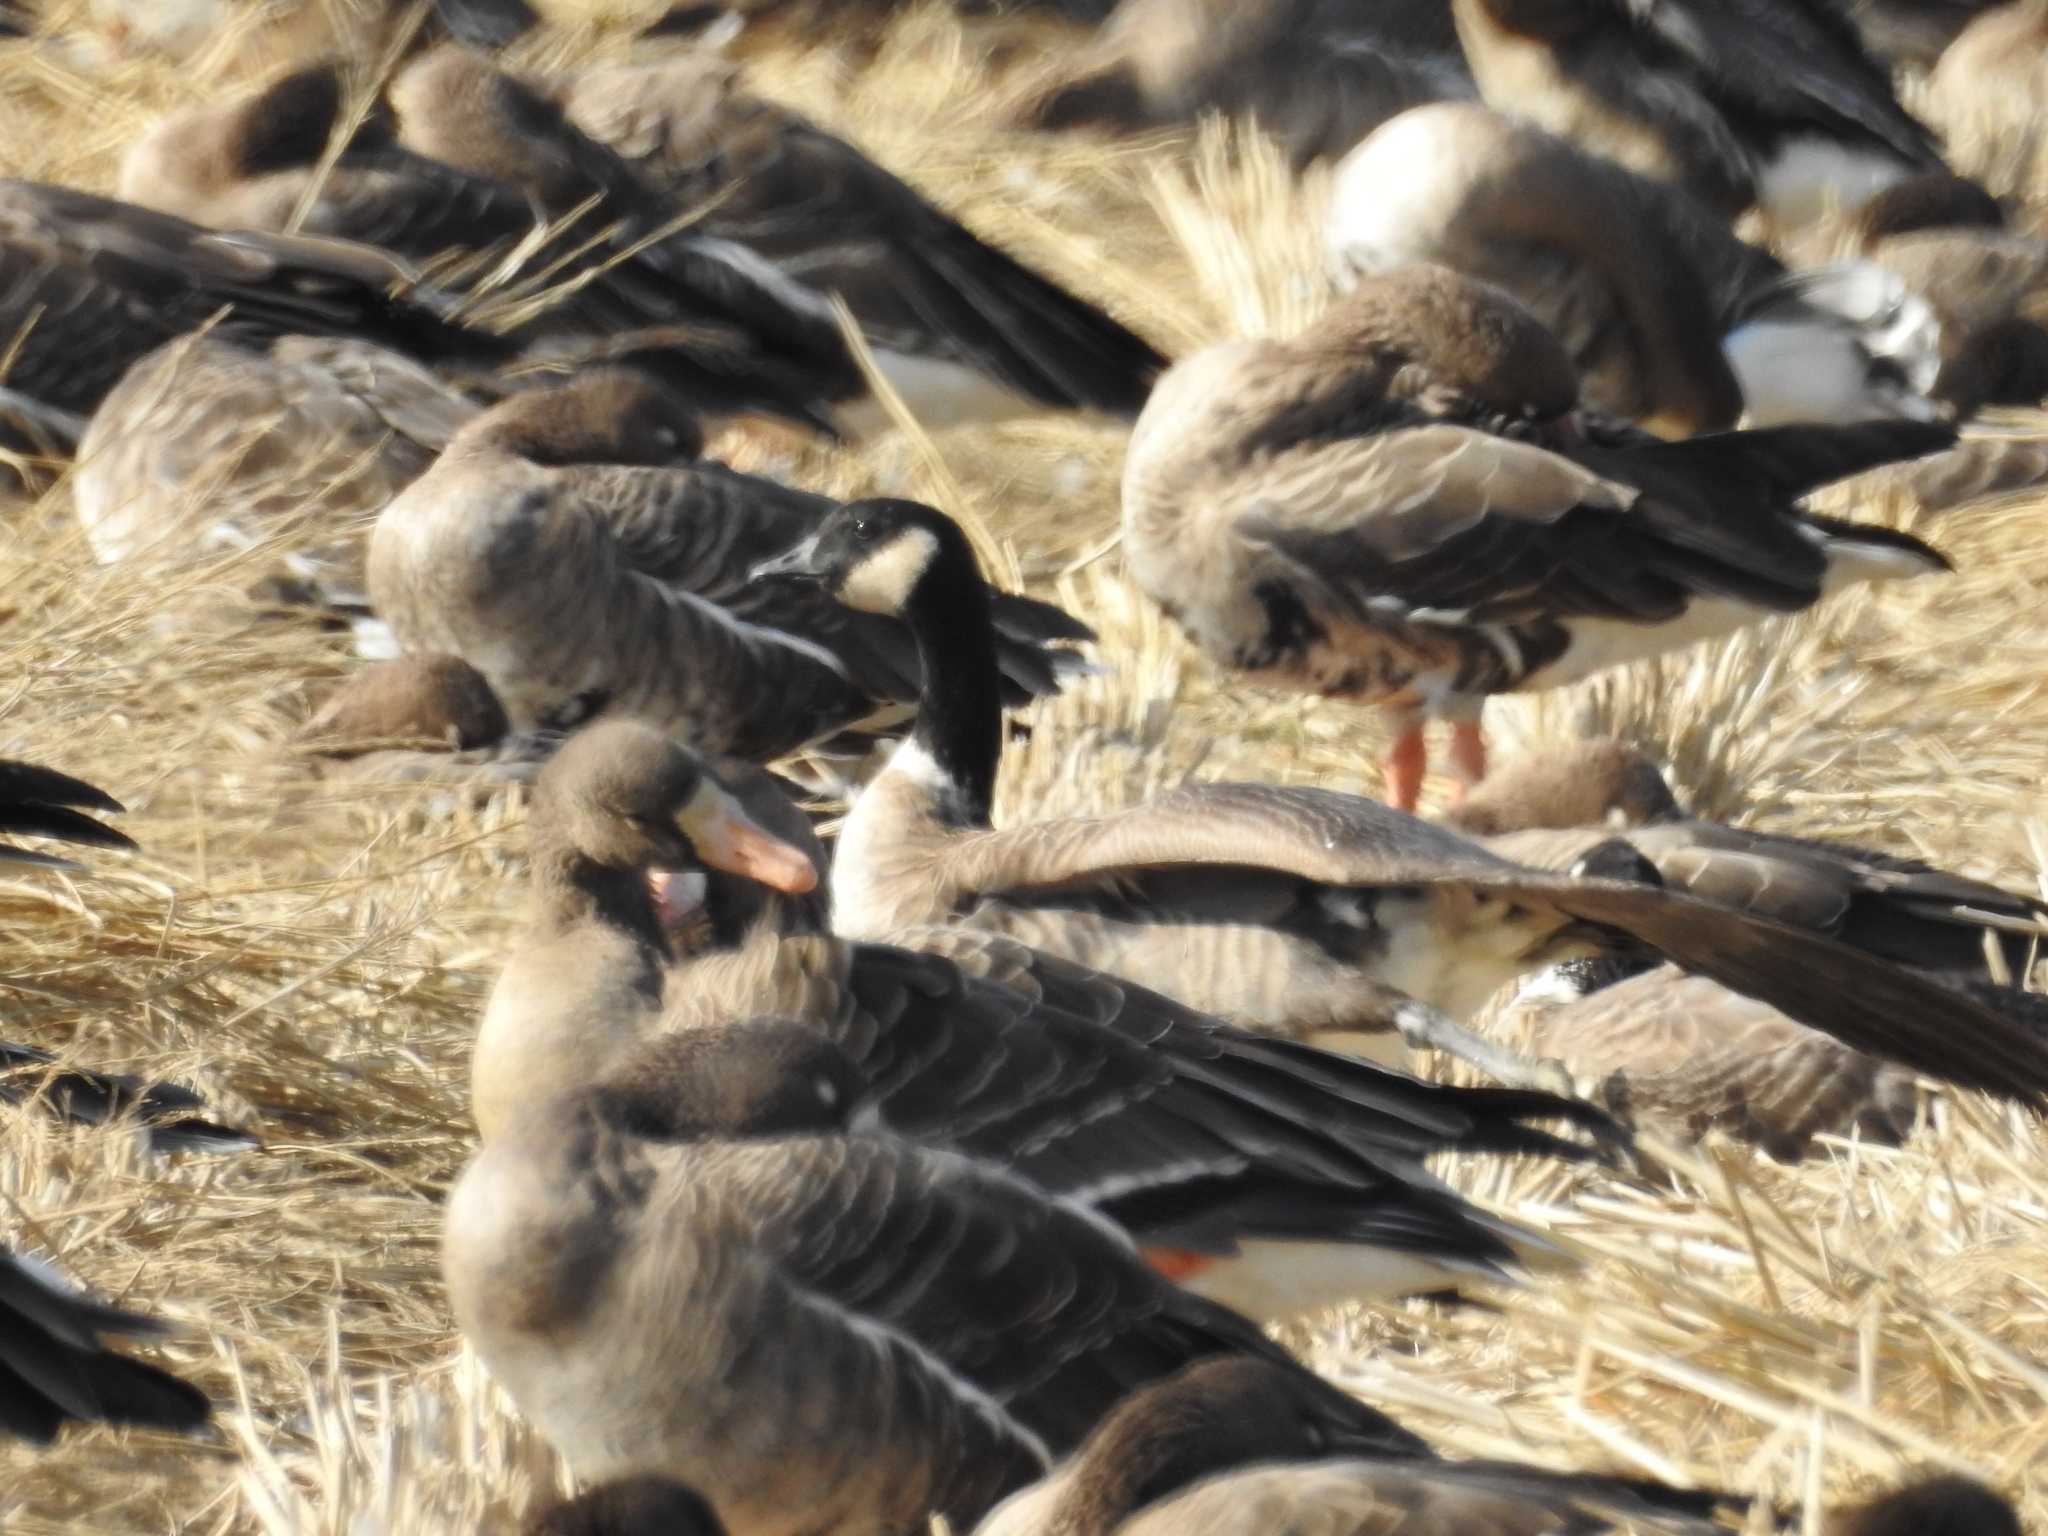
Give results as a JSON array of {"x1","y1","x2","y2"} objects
[{"x1": 899, "y1": 564, "x2": 1001, "y2": 827}]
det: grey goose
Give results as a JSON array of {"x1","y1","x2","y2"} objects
[
  {"x1": 0, "y1": 1246, "x2": 210, "y2": 1443},
  {"x1": 752, "y1": 495, "x2": 2048, "y2": 1105},
  {"x1": 1117, "y1": 265, "x2": 1956, "y2": 811},
  {"x1": 476, "y1": 720, "x2": 1619, "y2": 1322},
  {"x1": 0, "y1": 178, "x2": 510, "y2": 478},
  {"x1": 73, "y1": 332, "x2": 480, "y2": 629},
  {"x1": 443, "y1": 1019, "x2": 1430, "y2": 1535},
  {"x1": 976, "y1": 1356, "x2": 1732, "y2": 1535},
  {"x1": 1449, "y1": 0, "x2": 1946, "y2": 229},
  {"x1": 1444, "y1": 738, "x2": 2048, "y2": 983},
  {"x1": 366, "y1": 370, "x2": 1092, "y2": 763},
  {"x1": 1483, "y1": 959, "x2": 1919, "y2": 1159},
  {"x1": 1017, "y1": 0, "x2": 1471, "y2": 171},
  {"x1": 1328, "y1": 104, "x2": 1943, "y2": 435},
  {"x1": 118, "y1": 58, "x2": 858, "y2": 434},
  {"x1": 553, "y1": 55, "x2": 1168, "y2": 431}
]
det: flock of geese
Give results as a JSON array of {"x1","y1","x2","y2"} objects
[{"x1": 3, "y1": 0, "x2": 2048, "y2": 1530}]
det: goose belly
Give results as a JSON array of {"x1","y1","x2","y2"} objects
[
  {"x1": 1372, "y1": 892, "x2": 1556, "y2": 1020},
  {"x1": 1755, "y1": 138, "x2": 1913, "y2": 230}
]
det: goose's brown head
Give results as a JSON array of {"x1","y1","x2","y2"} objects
[
  {"x1": 299, "y1": 654, "x2": 509, "y2": 757},
  {"x1": 1854, "y1": 173, "x2": 2006, "y2": 249},
  {"x1": 227, "y1": 62, "x2": 402, "y2": 177},
  {"x1": 1054, "y1": 1358, "x2": 1430, "y2": 1529},
  {"x1": 458, "y1": 370, "x2": 703, "y2": 468},
  {"x1": 531, "y1": 720, "x2": 817, "y2": 895},
  {"x1": 1298, "y1": 263, "x2": 1581, "y2": 424},
  {"x1": 593, "y1": 1019, "x2": 865, "y2": 1143},
  {"x1": 391, "y1": 45, "x2": 591, "y2": 200},
  {"x1": 1442, "y1": 739, "x2": 1682, "y2": 836}
]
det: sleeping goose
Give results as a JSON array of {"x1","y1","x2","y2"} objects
[
  {"x1": 1449, "y1": 0, "x2": 1946, "y2": 229},
  {"x1": 443, "y1": 1020, "x2": 1430, "y2": 1535},
  {"x1": 478, "y1": 719, "x2": 1617, "y2": 1321},
  {"x1": 752, "y1": 495, "x2": 2048, "y2": 1105},
  {"x1": 1844, "y1": 174, "x2": 2048, "y2": 414},
  {"x1": 294, "y1": 653, "x2": 565, "y2": 785},
  {"x1": 0, "y1": 178, "x2": 510, "y2": 473},
  {"x1": 1328, "y1": 104, "x2": 1942, "y2": 435},
  {"x1": 366, "y1": 369, "x2": 1091, "y2": 764},
  {"x1": 1443, "y1": 738, "x2": 2048, "y2": 982},
  {"x1": 1117, "y1": 265, "x2": 1956, "y2": 810},
  {"x1": 118, "y1": 59, "x2": 858, "y2": 433},
  {"x1": 976, "y1": 1357, "x2": 1730, "y2": 1536},
  {"x1": 73, "y1": 332, "x2": 481, "y2": 629},
  {"x1": 1484, "y1": 960, "x2": 1920, "y2": 1159},
  {"x1": 554, "y1": 55, "x2": 1168, "y2": 431},
  {"x1": 1016, "y1": 0, "x2": 1471, "y2": 171},
  {"x1": 0, "y1": 1246, "x2": 210, "y2": 1443}
]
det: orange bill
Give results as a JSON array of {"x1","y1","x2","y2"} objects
[{"x1": 678, "y1": 783, "x2": 819, "y2": 895}]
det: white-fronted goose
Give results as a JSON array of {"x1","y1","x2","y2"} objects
[
  {"x1": 0, "y1": 1245, "x2": 210, "y2": 1443},
  {"x1": 1117, "y1": 265, "x2": 1956, "y2": 809},
  {"x1": 481, "y1": 720, "x2": 1615, "y2": 1321},
  {"x1": 1017, "y1": 0, "x2": 1470, "y2": 171},
  {"x1": 524, "y1": 1479, "x2": 727, "y2": 1536},
  {"x1": 1487, "y1": 960, "x2": 1919, "y2": 1159},
  {"x1": 367, "y1": 370, "x2": 1091, "y2": 763},
  {"x1": 118, "y1": 60, "x2": 857, "y2": 432},
  {"x1": 1328, "y1": 104, "x2": 1942, "y2": 435},
  {"x1": 444, "y1": 1020, "x2": 1427, "y2": 1533},
  {"x1": 74, "y1": 332, "x2": 480, "y2": 621},
  {"x1": 555, "y1": 56, "x2": 1168, "y2": 430},
  {"x1": 294, "y1": 653, "x2": 566, "y2": 786},
  {"x1": 0, "y1": 178, "x2": 510, "y2": 471},
  {"x1": 2, "y1": 1042, "x2": 257, "y2": 1157},
  {"x1": 753, "y1": 495, "x2": 2048, "y2": 1105},
  {"x1": 1444, "y1": 738, "x2": 2048, "y2": 982},
  {"x1": 975, "y1": 1356, "x2": 1730, "y2": 1536},
  {"x1": 1449, "y1": 0, "x2": 1945, "y2": 228}
]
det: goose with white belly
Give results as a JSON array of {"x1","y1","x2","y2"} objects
[
  {"x1": 752, "y1": 493, "x2": 2048, "y2": 1105},
  {"x1": 1118, "y1": 265, "x2": 1956, "y2": 811},
  {"x1": 1449, "y1": 0, "x2": 1946, "y2": 229},
  {"x1": 477, "y1": 719, "x2": 1619, "y2": 1322},
  {"x1": 1327, "y1": 104, "x2": 1943, "y2": 435}
]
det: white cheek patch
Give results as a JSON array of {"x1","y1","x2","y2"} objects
[{"x1": 839, "y1": 528, "x2": 939, "y2": 615}]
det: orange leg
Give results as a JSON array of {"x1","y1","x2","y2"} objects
[
  {"x1": 1382, "y1": 722, "x2": 1428, "y2": 813},
  {"x1": 1446, "y1": 720, "x2": 1488, "y2": 803}
]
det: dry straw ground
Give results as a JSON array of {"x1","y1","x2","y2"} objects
[{"x1": 2, "y1": 1, "x2": 2047, "y2": 1530}]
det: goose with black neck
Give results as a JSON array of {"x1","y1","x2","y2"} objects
[{"x1": 751, "y1": 497, "x2": 2048, "y2": 1107}]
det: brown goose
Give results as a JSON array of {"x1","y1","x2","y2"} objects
[
  {"x1": 74, "y1": 332, "x2": 480, "y2": 628},
  {"x1": 524, "y1": 1479, "x2": 727, "y2": 1536},
  {"x1": 752, "y1": 495, "x2": 2048, "y2": 1105},
  {"x1": 1118, "y1": 265, "x2": 1956, "y2": 810},
  {"x1": 366, "y1": 370, "x2": 1091, "y2": 764},
  {"x1": 1443, "y1": 739, "x2": 2048, "y2": 982},
  {"x1": 479, "y1": 720, "x2": 1617, "y2": 1322},
  {"x1": 1017, "y1": 0, "x2": 1471, "y2": 171},
  {"x1": 295, "y1": 653, "x2": 567, "y2": 785},
  {"x1": 554, "y1": 55, "x2": 1168, "y2": 431},
  {"x1": 975, "y1": 1356, "x2": 1730, "y2": 1536},
  {"x1": 0, "y1": 1246, "x2": 210, "y2": 1443},
  {"x1": 1449, "y1": 0, "x2": 1945, "y2": 228},
  {"x1": 1486, "y1": 960, "x2": 1920, "y2": 1159},
  {"x1": 118, "y1": 59, "x2": 856, "y2": 432},
  {"x1": 1845, "y1": 174, "x2": 2048, "y2": 414},
  {"x1": 443, "y1": 1020, "x2": 1430, "y2": 1535},
  {"x1": 1327, "y1": 104, "x2": 1943, "y2": 436},
  {"x1": 0, "y1": 178, "x2": 509, "y2": 473}
]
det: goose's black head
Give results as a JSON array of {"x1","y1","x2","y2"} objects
[{"x1": 749, "y1": 497, "x2": 975, "y2": 618}]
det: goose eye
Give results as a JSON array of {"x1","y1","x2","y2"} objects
[
  {"x1": 850, "y1": 519, "x2": 874, "y2": 542},
  {"x1": 813, "y1": 1075, "x2": 840, "y2": 1108}
]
